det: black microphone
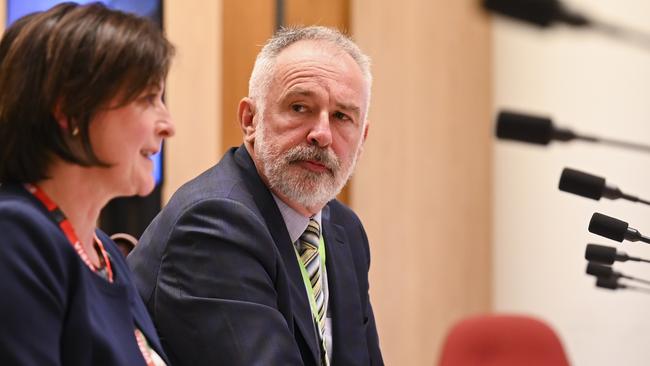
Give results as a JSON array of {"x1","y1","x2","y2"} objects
[
  {"x1": 594, "y1": 277, "x2": 650, "y2": 294},
  {"x1": 495, "y1": 110, "x2": 650, "y2": 154},
  {"x1": 585, "y1": 244, "x2": 650, "y2": 265},
  {"x1": 588, "y1": 213, "x2": 650, "y2": 244},
  {"x1": 586, "y1": 263, "x2": 650, "y2": 286},
  {"x1": 558, "y1": 168, "x2": 650, "y2": 205},
  {"x1": 596, "y1": 276, "x2": 620, "y2": 290},
  {"x1": 586, "y1": 262, "x2": 618, "y2": 278},
  {"x1": 483, "y1": 0, "x2": 650, "y2": 52},
  {"x1": 483, "y1": 0, "x2": 589, "y2": 28}
]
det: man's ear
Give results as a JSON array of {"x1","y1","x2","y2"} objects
[
  {"x1": 362, "y1": 120, "x2": 370, "y2": 143},
  {"x1": 238, "y1": 97, "x2": 257, "y2": 144}
]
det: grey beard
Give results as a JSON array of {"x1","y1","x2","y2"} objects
[{"x1": 255, "y1": 123, "x2": 359, "y2": 210}]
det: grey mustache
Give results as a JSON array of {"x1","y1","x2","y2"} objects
[{"x1": 285, "y1": 146, "x2": 340, "y2": 171}]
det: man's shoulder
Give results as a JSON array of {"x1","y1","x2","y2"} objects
[
  {"x1": 166, "y1": 147, "x2": 257, "y2": 212},
  {"x1": 325, "y1": 199, "x2": 363, "y2": 227}
]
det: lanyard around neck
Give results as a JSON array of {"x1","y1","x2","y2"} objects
[
  {"x1": 24, "y1": 183, "x2": 114, "y2": 282},
  {"x1": 24, "y1": 184, "x2": 158, "y2": 365}
]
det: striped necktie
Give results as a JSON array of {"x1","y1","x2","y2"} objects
[{"x1": 297, "y1": 218, "x2": 329, "y2": 363}]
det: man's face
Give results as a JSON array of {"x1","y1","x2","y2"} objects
[{"x1": 252, "y1": 40, "x2": 369, "y2": 214}]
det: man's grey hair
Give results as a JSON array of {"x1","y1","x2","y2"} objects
[{"x1": 248, "y1": 25, "x2": 372, "y2": 119}]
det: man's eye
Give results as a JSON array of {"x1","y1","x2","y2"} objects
[
  {"x1": 291, "y1": 104, "x2": 306, "y2": 112},
  {"x1": 333, "y1": 111, "x2": 350, "y2": 121}
]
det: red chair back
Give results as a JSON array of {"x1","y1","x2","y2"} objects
[{"x1": 438, "y1": 314, "x2": 571, "y2": 366}]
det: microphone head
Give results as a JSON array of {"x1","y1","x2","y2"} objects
[
  {"x1": 483, "y1": 0, "x2": 561, "y2": 27},
  {"x1": 586, "y1": 262, "x2": 614, "y2": 278},
  {"x1": 585, "y1": 244, "x2": 617, "y2": 265},
  {"x1": 558, "y1": 168, "x2": 606, "y2": 200},
  {"x1": 589, "y1": 213, "x2": 629, "y2": 242},
  {"x1": 596, "y1": 276, "x2": 619, "y2": 290},
  {"x1": 495, "y1": 111, "x2": 554, "y2": 145}
]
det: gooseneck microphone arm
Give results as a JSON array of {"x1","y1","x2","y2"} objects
[
  {"x1": 587, "y1": 263, "x2": 650, "y2": 287},
  {"x1": 590, "y1": 19, "x2": 650, "y2": 53},
  {"x1": 576, "y1": 133, "x2": 650, "y2": 155},
  {"x1": 596, "y1": 277, "x2": 650, "y2": 294},
  {"x1": 496, "y1": 111, "x2": 650, "y2": 154},
  {"x1": 483, "y1": 0, "x2": 650, "y2": 52},
  {"x1": 619, "y1": 194, "x2": 650, "y2": 206}
]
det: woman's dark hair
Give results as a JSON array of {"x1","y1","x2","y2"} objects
[{"x1": 0, "y1": 2, "x2": 175, "y2": 183}]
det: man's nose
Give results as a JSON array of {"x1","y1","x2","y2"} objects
[{"x1": 307, "y1": 111, "x2": 332, "y2": 147}]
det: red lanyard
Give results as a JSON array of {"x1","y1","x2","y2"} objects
[
  {"x1": 24, "y1": 183, "x2": 158, "y2": 365},
  {"x1": 24, "y1": 183, "x2": 114, "y2": 282}
]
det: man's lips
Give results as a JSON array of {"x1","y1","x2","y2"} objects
[{"x1": 295, "y1": 159, "x2": 330, "y2": 173}]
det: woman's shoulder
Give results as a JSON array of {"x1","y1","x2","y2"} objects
[
  {"x1": 0, "y1": 184, "x2": 61, "y2": 235},
  {"x1": 0, "y1": 184, "x2": 55, "y2": 231},
  {"x1": 0, "y1": 183, "x2": 77, "y2": 270}
]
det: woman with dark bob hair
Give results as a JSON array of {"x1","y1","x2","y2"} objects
[{"x1": 0, "y1": 3, "x2": 174, "y2": 365}]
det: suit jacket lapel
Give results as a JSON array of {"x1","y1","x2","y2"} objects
[
  {"x1": 234, "y1": 146, "x2": 321, "y2": 364},
  {"x1": 321, "y1": 205, "x2": 366, "y2": 365}
]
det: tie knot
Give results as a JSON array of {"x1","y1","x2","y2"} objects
[
  {"x1": 298, "y1": 218, "x2": 320, "y2": 251},
  {"x1": 305, "y1": 218, "x2": 320, "y2": 237}
]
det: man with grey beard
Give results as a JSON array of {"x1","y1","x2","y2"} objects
[{"x1": 128, "y1": 26, "x2": 383, "y2": 366}]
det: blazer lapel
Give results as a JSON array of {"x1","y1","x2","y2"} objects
[
  {"x1": 321, "y1": 205, "x2": 367, "y2": 365},
  {"x1": 234, "y1": 146, "x2": 321, "y2": 364}
]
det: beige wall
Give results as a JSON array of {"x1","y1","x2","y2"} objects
[
  {"x1": 493, "y1": 1, "x2": 650, "y2": 364},
  {"x1": 352, "y1": 0, "x2": 493, "y2": 364}
]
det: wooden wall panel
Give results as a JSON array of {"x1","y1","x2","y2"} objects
[
  {"x1": 351, "y1": 0, "x2": 493, "y2": 364},
  {"x1": 221, "y1": 0, "x2": 275, "y2": 154},
  {"x1": 163, "y1": 0, "x2": 221, "y2": 201},
  {"x1": 285, "y1": 0, "x2": 349, "y2": 29}
]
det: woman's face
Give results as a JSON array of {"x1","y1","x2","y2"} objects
[{"x1": 88, "y1": 82, "x2": 174, "y2": 197}]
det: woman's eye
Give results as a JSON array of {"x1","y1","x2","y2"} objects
[{"x1": 146, "y1": 94, "x2": 159, "y2": 104}]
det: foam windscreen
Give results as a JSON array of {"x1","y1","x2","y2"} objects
[
  {"x1": 559, "y1": 168, "x2": 605, "y2": 200},
  {"x1": 587, "y1": 262, "x2": 614, "y2": 278},
  {"x1": 585, "y1": 244, "x2": 616, "y2": 265},
  {"x1": 589, "y1": 213, "x2": 628, "y2": 242},
  {"x1": 495, "y1": 111, "x2": 554, "y2": 145}
]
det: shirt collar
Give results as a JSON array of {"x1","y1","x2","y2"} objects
[{"x1": 271, "y1": 193, "x2": 322, "y2": 243}]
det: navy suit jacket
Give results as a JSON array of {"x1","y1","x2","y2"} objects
[
  {"x1": 128, "y1": 146, "x2": 383, "y2": 365},
  {"x1": 0, "y1": 183, "x2": 167, "y2": 366}
]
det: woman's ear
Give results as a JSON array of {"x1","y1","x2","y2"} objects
[{"x1": 53, "y1": 100, "x2": 77, "y2": 136}]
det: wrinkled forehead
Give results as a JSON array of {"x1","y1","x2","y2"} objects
[
  {"x1": 270, "y1": 40, "x2": 369, "y2": 111},
  {"x1": 274, "y1": 40, "x2": 362, "y2": 77}
]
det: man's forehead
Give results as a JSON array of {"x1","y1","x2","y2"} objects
[
  {"x1": 267, "y1": 39, "x2": 369, "y2": 116},
  {"x1": 275, "y1": 40, "x2": 348, "y2": 64},
  {"x1": 272, "y1": 40, "x2": 364, "y2": 89}
]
